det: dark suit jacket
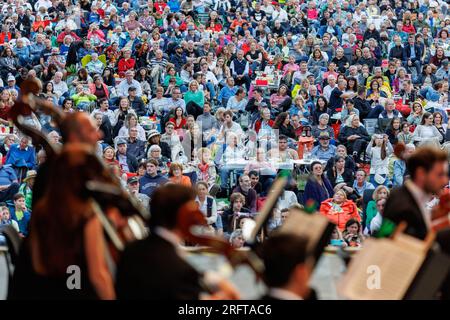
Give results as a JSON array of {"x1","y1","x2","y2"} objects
[
  {"x1": 116, "y1": 152, "x2": 138, "y2": 173},
  {"x1": 115, "y1": 234, "x2": 202, "y2": 300},
  {"x1": 405, "y1": 44, "x2": 424, "y2": 62},
  {"x1": 383, "y1": 185, "x2": 428, "y2": 240}
]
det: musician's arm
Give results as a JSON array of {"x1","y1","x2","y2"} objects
[{"x1": 84, "y1": 216, "x2": 116, "y2": 300}]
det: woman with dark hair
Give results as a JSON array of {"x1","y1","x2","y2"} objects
[
  {"x1": 342, "y1": 218, "x2": 364, "y2": 247},
  {"x1": 312, "y1": 96, "x2": 331, "y2": 125},
  {"x1": 9, "y1": 146, "x2": 116, "y2": 299},
  {"x1": 43, "y1": 81, "x2": 58, "y2": 105},
  {"x1": 89, "y1": 75, "x2": 109, "y2": 100},
  {"x1": 101, "y1": 67, "x2": 116, "y2": 87},
  {"x1": 417, "y1": 64, "x2": 437, "y2": 88},
  {"x1": 430, "y1": 46, "x2": 446, "y2": 69},
  {"x1": 272, "y1": 112, "x2": 296, "y2": 139},
  {"x1": 41, "y1": 64, "x2": 59, "y2": 83},
  {"x1": 0, "y1": 46, "x2": 19, "y2": 81},
  {"x1": 307, "y1": 48, "x2": 327, "y2": 80},
  {"x1": 433, "y1": 111, "x2": 447, "y2": 142},
  {"x1": 303, "y1": 161, "x2": 334, "y2": 206},
  {"x1": 366, "y1": 133, "x2": 393, "y2": 187},
  {"x1": 71, "y1": 68, "x2": 91, "y2": 88},
  {"x1": 326, "y1": 155, "x2": 354, "y2": 189},
  {"x1": 169, "y1": 106, "x2": 187, "y2": 132},
  {"x1": 366, "y1": 79, "x2": 388, "y2": 105},
  {"x1": 412, "y1": 111, "x2": 443, "y2": 146},
  {"x1": 269, "y1": 84, "x2": 292, "y2": 115},
  {"x1": 385, "y1": 117, "x2": 402, "y2": 145},
  {"x1": 346, "y1": 77, "x2": 358, "y2": 93},
  {"x1": 59, "y1": 97, "x2": 74, "y2": 113}
]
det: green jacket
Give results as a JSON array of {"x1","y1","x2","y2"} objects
[{"x1": 19, "y1": 183, "x2": 32, "y2": 212}]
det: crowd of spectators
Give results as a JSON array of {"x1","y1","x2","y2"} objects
[{"x1": 1, "y1": 0, "x2": 450, "y2": 248}]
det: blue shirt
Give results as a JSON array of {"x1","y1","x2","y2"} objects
[
  {"x1": 352, "y1": 180, "x2": 375, "y2": 196},
  {"x1": 0, "y1": 165, "x2": 17, "y2": 186},
  {"x1": 218, "y1": 86, "x2": 238, "y2": 102},
  {"x1": 311, "y1": 144, "x2": 337, "y2": 162},
  {"x1": 10, "y1": 207, "x2": 31, "y2": 236},
  {"x1": 5, "y1": 144, "x2": 36, "y2": 169}
]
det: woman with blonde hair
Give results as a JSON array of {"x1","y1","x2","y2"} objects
[
  {"x1": 195, "y1": 147, "x2": 220, "y2": 196},
  {"x1": 319, "y1": 189, "x2": 360, "y2": 231},
  {"x1": 365, "y1": 185, "x2": 389, "y2": 229},
  {"x1": 338, "y1": 114, "x2": 370, "y2": 162},
  {"x1": 117, "y1": 113, "x2": 146, "y2": 141},
  {"x1": 184, "y1": 80, "x2": 205, "y2": 118}
]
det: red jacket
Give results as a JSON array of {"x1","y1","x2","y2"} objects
[
  {"x1": 57, "y1": 31, "x2": 81, "y2": 43},
  {"x1": 89, "y1": 83, "x2": 110, "y2": 99},
  {"x1": 118, "y1": 58, "x2": 136, "y2": 73},
  {"x1": 319, "y1": 199, "x2": 360, "y2": 231},
  {"x1": 0, "y1": 32, "x2": 11, "y2": 45},
  {"x1": 254, "y1": 119, "x2": 274, "y2": 134}
]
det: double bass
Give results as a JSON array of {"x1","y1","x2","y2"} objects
[{"x1": 9, "y1": 79, "x2": 148, "y2": 263}]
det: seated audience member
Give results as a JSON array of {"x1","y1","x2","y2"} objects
[
  {"x1": 352, "y1": 169, "x2": 375, "y2": 197},
  {"x1": 233, "y1": 174, "x2": 257, "y2": 213},
  {"x1": 319, "y1": 189, "x2": 360, "y2": 231},
  {"x1": 338, "y1": 114, "x2": 370, "y2": 162},
  {"x1": 10, "y1": 193, "x2": 31, "y2": 237},
  {"x1": 195, "y1": 181, "x2": 218, "y2": 227},
  {"x1": 365, "y1": 185, "x2": 389, "y2": 230},
  {"x1": 342, "y1": 218, "x2": 364, "y2": 247},
  {"x1": 139, "y1": 159, "x2": 169, "y2": 198},
  {"x1": 0, "y1": 154, "x2": 20, "y2": 203},
  {"x1": 0, "y1": 203, "x2": 19, "y2": 233},
  {"x1": 169, "y1": 163, "x2": 192, "y2": 187},
  {"x1": 311, "y1": 132, "x2": 337, "y2": 162},
  {"x1": 303, "y1": 161, "x2": 334, "y2": 207},
  {"x1": 126, "y1": 176, "x2": 150, "y2": 218},
  {"x1": 221, "y1": 192, "x2": 250, "y2": 235}
]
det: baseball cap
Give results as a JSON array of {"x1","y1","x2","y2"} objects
[
  {"x1": 127, "y1": 176, "x2": 139, "y2": 184},
  {"x1": 116, "y1": 138, "x2": 127, "y2": 145},
  {"x1": 318, "y1": 131, "x2": 331, "y2": 140}
]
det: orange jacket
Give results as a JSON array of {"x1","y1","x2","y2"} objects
[{"x1": 319, "y1": 199, "x2": 360, "y2": 231}]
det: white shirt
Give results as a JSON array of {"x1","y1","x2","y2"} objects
[
  {"x1": 51, "y1": 80, "x2": 69, "y2": 98},
  {"x1": 323, "y1": 84, "x2": 337, "y2": 102},
  {"x1": 268, "y1": 288, "x2": 303, "y2": 300},
  {"x1": 405, "y1": 180, "x2": 431, "y2": 229}
]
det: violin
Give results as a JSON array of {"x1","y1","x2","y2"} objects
[{"x1": 177, "y1": 200, "x2": 264, "y2": 277}]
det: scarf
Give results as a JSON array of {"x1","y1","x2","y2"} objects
[
  {"x1": 198, "y1": 162, "x2": 210, "y2": 181},
  {"x1": 15, "y1": 209, "x2": 24, "y2": 221}
]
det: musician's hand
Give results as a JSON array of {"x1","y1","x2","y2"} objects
[{"x1": 206, "y1": 278, "x2": 241, "y2": 300}]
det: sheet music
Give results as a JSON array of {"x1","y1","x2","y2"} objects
[{"x1": 338, "y1": 238, "x2": 427, "y2": 300}]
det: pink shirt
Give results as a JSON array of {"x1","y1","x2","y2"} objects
[{"x1": 283, "y1": 63, "x2": 300, "y2": 76}]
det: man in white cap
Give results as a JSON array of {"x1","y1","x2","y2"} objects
[{"x1": 5, "y1": 75, "x2": 19, "y2": 93}]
